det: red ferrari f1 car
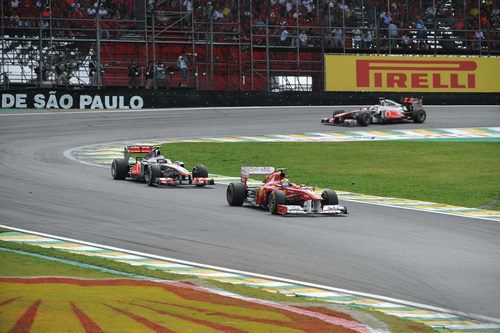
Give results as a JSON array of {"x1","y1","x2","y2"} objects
[
  {"x1": 111, "y1": 145, "x2": 214, "y2": 186},
  {"x1": 226, "y1": 167, "x2": 347, "y2": 215},
  {"x1": 321, "y1": 97, "x2": 426, "y2": 126}
]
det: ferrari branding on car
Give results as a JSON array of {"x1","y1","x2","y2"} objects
[
  {"x1": 356, "y1": 59, "x2": 476, "y2": 89},
  {"x1": 227, "y1": 166, "x2": 347, "y2": 216}
]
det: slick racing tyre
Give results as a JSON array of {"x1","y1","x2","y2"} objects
[
  {"x1": 111, "y1": 159, "x2": 129, "y2": 180},
  {"x1": 227, "y1": 182, "x2": 247, "y2": 206},
  {"x1": 268, "y1": 190, "x2": 286, "y2": 215},
  {"x1": 357, "y1": 111, "x2": 372, "y2": 126},
  {"x1": 321, "y1": 190, "x2": 339, "y2": 206},
  {"x1": 411, "y1": 108, "x2": 426, "y2": 123},
  {"x1": 192, "y1": 164, "x2": 209, "y2": 178},
  {"x1": 144, "y1": 165, "x2": 161, "y2": 186}
]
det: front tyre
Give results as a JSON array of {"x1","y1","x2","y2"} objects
[
  {"x1": 411, "y1": 109, "x2": 426, "y2": 123},
  {"x1": 268, "y1": 190, "x2": 286, "y2": 215},
  {"x1": 357, "y1": 112, "x2": 372, "y2": 126},
  {"x1": 144, "y1": 165, "x2": 161, "y2": 186},
  {"x1": 227, "y1": 182, "x2": 247, "y2": 206},
  {"x1": 192, "y1": 164, "x2": 208, "y2": 178},
  {"x1": 321, "y1": 190, "x2": 339, "y2": 206},
  {"x1": 111, "y1": 159, "x2": 129, "y2": 180}
]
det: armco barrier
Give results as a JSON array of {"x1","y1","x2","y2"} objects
[{"x1": 1, "y1": 88, "x2": 499, "y2": 110}]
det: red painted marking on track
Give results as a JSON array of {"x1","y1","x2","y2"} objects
[
  {"x1": 70, "y1": 301, "x2": 105, "y2": 333},
  {"x1": 141, "y1": 299, "x2": 357, "y2": 332},
  {"x1": 104, "y1": 304, "x2": 176, "y2": 333},
  {"x1": 7, "y1": 299, "x2": 41, "y2": 333},
  {"x1": 1, "y1": 278, "x2": 369, "y2": 333},
  {"x1": 0, "y1": 297, "x2": 20, "y2": 307},
  {"x1": 127, "y1": 301, "x2": 248, "y2": 333}
]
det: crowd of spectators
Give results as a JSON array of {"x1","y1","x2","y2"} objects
[
  {"x1": 3, "y1": 0, "x2": 499, "y2": 51},
  {"x1": 151, "y1": 0, "x2": 499, "y2": 51},
  {"x1": 3, "y1": 0, "x2": 135, "y2": 38}
]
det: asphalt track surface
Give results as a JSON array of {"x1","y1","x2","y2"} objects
[{"x1": 1, "y1": 105, "x2": 499, "y2": 322}]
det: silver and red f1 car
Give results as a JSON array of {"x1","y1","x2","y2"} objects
[
  {"x1": 321, "y1": 97, "x2": 426, "y2": 126},
  {"x1": 111, "y1": 145, "x2": 214, "y2": 186},
  {"x1": 226, "y1": 167, "x2": 347, "y2": 215}
]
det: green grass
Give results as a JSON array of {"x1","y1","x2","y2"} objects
[
  {"x1": 161, "y1": 141, "x2": 500, "y2": 210},
  {"x1": 0, "y1": 239, "x2": 186, "y2": 281},
  {"x1": 0, "y1": 249, "x2": 123, "y2": 278}
]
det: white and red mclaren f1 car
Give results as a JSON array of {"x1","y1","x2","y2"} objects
[
  {"x1": 321, "y1": 97, "x2": 426, "y2": 126},
  {"x1": 226, "y1": 167, "x2": 347, "y2": 215},
  {"x1": 111, "y1": 145, "x2": 214, "y2": 186}
]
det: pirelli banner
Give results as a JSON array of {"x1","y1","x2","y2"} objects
[{"x1": 325, "y1": 55, "x2": 500, "y2": 93}]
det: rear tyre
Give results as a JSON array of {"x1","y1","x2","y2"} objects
[
  {"x1": 227, "y1": 182, "x2": 247, "y2": 206},
  {"x1": 321, "y1": 190, "x2": 339, "y2": 206},
  {"x1": 357, "y1": 112, "x2": 371, "y2": 126},
  {"x1": 411, "y1": 108, "x2": 426, "y2": 123},
  {"x1": 268, "y1": 190, "x2": 286, "y2": 215},
  {"x1": 111, "y1": 159, "x2": 129, "y2": 180},
  {"x1": 192, "y1": 164, "x2": 208, "y2": 177},
  {"x1": 145, "y1": 165, "x2": 161, "y2": 186}
]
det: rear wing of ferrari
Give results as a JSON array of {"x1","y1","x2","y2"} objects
[{"x1": 240, "y1": 166, "x2": 275, "y2": 186}]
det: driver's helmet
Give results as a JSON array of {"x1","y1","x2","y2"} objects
[
  {"x1": 153, "y1": 148, "x2": 161, "y2": 157},
  {"x1": 281, "y1": 178, "x2": 290, "y2": 187}
]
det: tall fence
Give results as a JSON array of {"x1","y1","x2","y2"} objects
[{"x1": 1, "y1": 0, "x2": 499, "y2": 91}]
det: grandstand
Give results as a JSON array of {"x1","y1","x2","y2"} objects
[{"x1": 1, "y1": 0, "x2": 499, "y2": 91}]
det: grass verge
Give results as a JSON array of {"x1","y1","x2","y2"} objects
[
  {"x1": 160, "y1": 141, "x2": 500, "y2": 210},
  {"x1": 0, "y1": 233, "x2": 436, "y2": 332}
]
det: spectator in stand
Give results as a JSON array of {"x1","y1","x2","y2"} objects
[
  {"x1": 324, "y1": 28, "x2": 334, "y2": 48},
  {"x1": 352, "y1": 27, "x2": 362, "y2": 48},
  {"x1": 89, "y1": 55, "x2": 97, "y2": 86},
  {"x1": 415, "y1": 16, "x2": 427, "y2": 49},
  {"x1": 379, "y1": 9, "x2": 391, "y2": 28},
  {"x1": 183, "y1": 0, "x2": 192, "y2": 24},
  {"x1": 333, "y1": 28, "x2": 344, "y2": 48},
  {"x1": 55, "y1": 60, "x2": 69, "y2": 88},
  {"x1": 364, "y1": 28, "x2": 374, "y2": 49},
  {"x1": 388, "y1": 21, "x2": 398, "y2": 48},
  {"x1": 145, "y1": 61, "x2": 155, "y2": 89},
  {"x1": 473, "y1": 30, "x2": 484, "y2": 50},
  {"x1": 128, "y1": 61, "x2": 140, "y2": 89},
  {"x1": 298, "y1": 29, "x2": 308, "y2": 47},
  {"x1": 213, "y1": 4, "x2": 224, "y2": 21},
  {"x1": 177, "y1": 53, "x2": 188, "y2": 87},
  {"x1": 401, "y1": 33, "x2": 410, "y2": 49},
  {"x1": 306, "y1": 27, "x2": 320, "y2": 47},
  {"x1": 34, "y1": 62, "x2": 48, "y2": 87},
  {"x1": 280, "y1": 28, "x2": 290, "y2": 46},
  {"x1": 11, "y1": 0, "x2": 19, "y2": 10},
  {"x1": 156, "y1": 63, "x2": 167, "y2": 89}
]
